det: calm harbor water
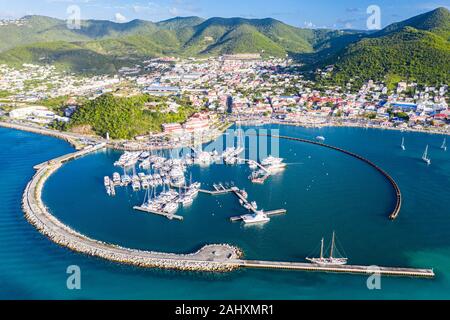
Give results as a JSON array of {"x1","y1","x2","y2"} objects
[{"x1": 0, "y1": 125, "x2": 449, "y2": 299}]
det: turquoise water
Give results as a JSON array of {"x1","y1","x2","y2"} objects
[{"x1": 0, "y1": 125, "x2": 449, "y2": 299}]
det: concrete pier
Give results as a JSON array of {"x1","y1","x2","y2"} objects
[
  {"x1": 236, "y1": 260, "x2": 435, "y2": 278},
  {"x1": 230, "y1": 209, "x2": 287, "y2": 221}
]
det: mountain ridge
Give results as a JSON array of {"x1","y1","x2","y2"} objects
[{"x1": 0, "y1": 8, "x2": 448, "y2": 88}]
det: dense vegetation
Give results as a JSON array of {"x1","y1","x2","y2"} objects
[
  {"x1": 0, "y1": 8, "x2": 448, "y2": 88},
  {"x1": 67, "y1": 94, "x2": 195, "y2": 139},
  {"x1": 321, "y1": 8, "x2": 450, "y2": 87},
  {"x1": 323, "y1": 28, "x2": 450, "y2": 87},
  {"x1": 0, "y1": 15, "x2": 358, "y2": 73}
]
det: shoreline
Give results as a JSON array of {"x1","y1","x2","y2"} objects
[
  {"x1": 1, "y1": 120, "x2": 447, "y2": 155},
  {"x1": 268, "y1": 120, "x2": 449, "y2": 137}
]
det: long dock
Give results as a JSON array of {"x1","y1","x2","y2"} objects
[
  {"x1": 236, "y1": 260, "x2": 435, "y2": 278},
  {"x1": 133, "y1": 206, "x2": 184, "y2": 221},
  {"x1": 200, "y1": 185, "x2": 287, "y2": 220}
]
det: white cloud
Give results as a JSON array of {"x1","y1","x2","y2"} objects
[
  {"x1": 303, "y1": 21, "x2": 316, "y2": 28},
  {"x1": 114, "y1": 12, "x2": 127, "y2": 23}
]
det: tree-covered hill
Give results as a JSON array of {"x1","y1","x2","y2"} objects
[
  {"x1": 67, "y1": 94, "x2": 195, "y2": 139},
  {"x1": 321, "y1": 7, "x2": 450, "y2": 87}
]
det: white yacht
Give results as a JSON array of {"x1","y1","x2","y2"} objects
[
  {"x1": 121, "y1": 175, "x2": 131, "y2": 185},
  {"x1": 112, "y1": 172, "x2": 121, "y2": 185},
  {"x1": 316, "y1": 136, "x2": 326, "y2": 142},
  {"x1": 261, "y1": 156, "x2": 284, "y2": 167},
  {"x1": 248, "y1": 161, "x2": 258, "y2": 170},
  {"x1": 180, "y1": 196, "x2": 194, "y2": 206},
  {"x1": 441, "y1": 138, "x2": 447, "y2": 151},
  {"x1": 306, "y1": 232, "x2": 348, "y2": 266},
  {"x1": 104, "y1": 176, "x2": 111, "y2": 187},
  {"x1": 132, "y1": 180, "x2": 141, "y2": 191},
  {"x1": 401, "y1": 137, "x2": 406, "y2": 151},
  {"x1": 242, "y1": 210, "x2": 270, "y2": 225},
  {"x1": 163, "y1": 202, "x2": 179, "y2": 214}
]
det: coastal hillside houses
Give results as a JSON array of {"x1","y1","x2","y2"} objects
[
  {"x1": 9, "y1": 106, "x2": 69, "y2": 124},
  {"x1": 163, "y1": 112, "x2": 212, "y2": 136}
]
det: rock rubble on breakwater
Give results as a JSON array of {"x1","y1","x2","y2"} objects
[{"x1": 22, "y1": 147, "x2": 242, "y2": 273}]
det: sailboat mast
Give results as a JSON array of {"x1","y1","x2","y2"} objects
[
  {"x1": 330, "y1": 231, "x2": 335, "y2": 259},
  {"x1": 320, "y1": 238, "x2": 324, "y2": 259}
]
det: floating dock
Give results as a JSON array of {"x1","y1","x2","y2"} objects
[
  {"x1": 20, "y1": 137, "x2": 435, "y2": 278},
  {"x1": 200, "y1": 185, "x2": 287, "y2": 221},
  {"x1": 133, "y1": 206, "x2": 184, "y2": 221}
]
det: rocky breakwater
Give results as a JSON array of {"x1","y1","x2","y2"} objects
[{"x1": 22, "y1": 152, "x2": 243, "y2": 273}]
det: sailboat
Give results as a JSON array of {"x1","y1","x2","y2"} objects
[
  {"x1": 422, "y1": 145, "x2": 431, "y2": 165},
  {"x1": 401, "y1": 137, "x2": 406, "y2": 151},
  {"x1": 306, "y1": 232, "x2": 348, "y2": 266},
  {"x1": 441, "y1": 138, "x2": 447, "y2": 152}
]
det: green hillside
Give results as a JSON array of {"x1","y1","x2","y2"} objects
[
  {"x1": 68, "y1": 94, "x2": 195, "y2": 139},
  {"x1": 321, "y1": 7, "x2": 450, "y2": 87},
  {"x1": 325, "y1": 28, "x2": 450, "y2": 87},
  {"x1": 0, "y1": 41, "x2": 122, "y2": 74},
  {"x1": 0, "y1": 8, "x2": 448, "y2": 88},
  {"x1": 377, "y1": 7, "x2": 450, "y2": 40},
  {"x1": 1, "y1": 16, "x2": 345, "y2": 72}
]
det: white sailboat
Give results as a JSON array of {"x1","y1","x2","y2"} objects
[
  {"x1": 401, "y1": 137, "x2": 406, "y2": 151},
  {"x1": 441, "y1": 138, "x2": 447, "y2": 152},
  {"x1": 422, "y1": 145, "x2": 431, "y2": 165},
  {"x1": 306, "y1": 232, "x2": 348, "y2": 266}
]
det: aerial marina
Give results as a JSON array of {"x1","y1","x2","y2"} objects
[
  {"x1": 103, "y1": 141, "x2": 288, "y2": 222},
  {"x1": 0, "y1": 3, "x2": 449, "y2": 302}
]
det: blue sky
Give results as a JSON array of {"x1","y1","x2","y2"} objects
[{"x1": 0, "y1": 0, "x2": 448, "y2": 29}]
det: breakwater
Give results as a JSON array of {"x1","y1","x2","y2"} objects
[
  {"x1": 19, "y1": 132, "x2": 433, "y2": 278},
  {"x1": 22, "y1": 144, "x2": 242, "y2": 272}
]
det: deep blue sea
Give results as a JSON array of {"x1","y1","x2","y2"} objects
[{"x1": 0, "y1": 125, "x2": 449, "y2": 299}]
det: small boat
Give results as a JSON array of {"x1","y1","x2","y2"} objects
[
  {"x1": 422, "y1": 145, "x2": 431, "y2": 165},
  {"x1": 132, "y1": 180, "x2": 141, "y2": 191},
  {"x1": 181, "y1": 196, "x2": 194, "y2": 206},
  {"x1": 306, "y1": 231, "x2": 348, "y2": 266},
  {"x1": 112, "y1": 172, "x2": 121, "y2": 185},
  {"x1": 249, "y1": 162, "x2": 258, "y2": 170},
  {"x1": 104, "y1": 176, "x2": 111, "y2": 187},
  {"x1": 316, "y1": 136, "x2": 326, "y2": 142},
  {"x1": 163, "y1": 202, "x2": 179, "y2": 214},
  {"x1": 241, "y1": 210, "x2": 270, "y2": 225},
  {"x1": 401, "y1": 137, "x2": 406, "y2": 151},
  {"x1": 441, "y1": 138, "x2": 447, "y2": 152}
]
